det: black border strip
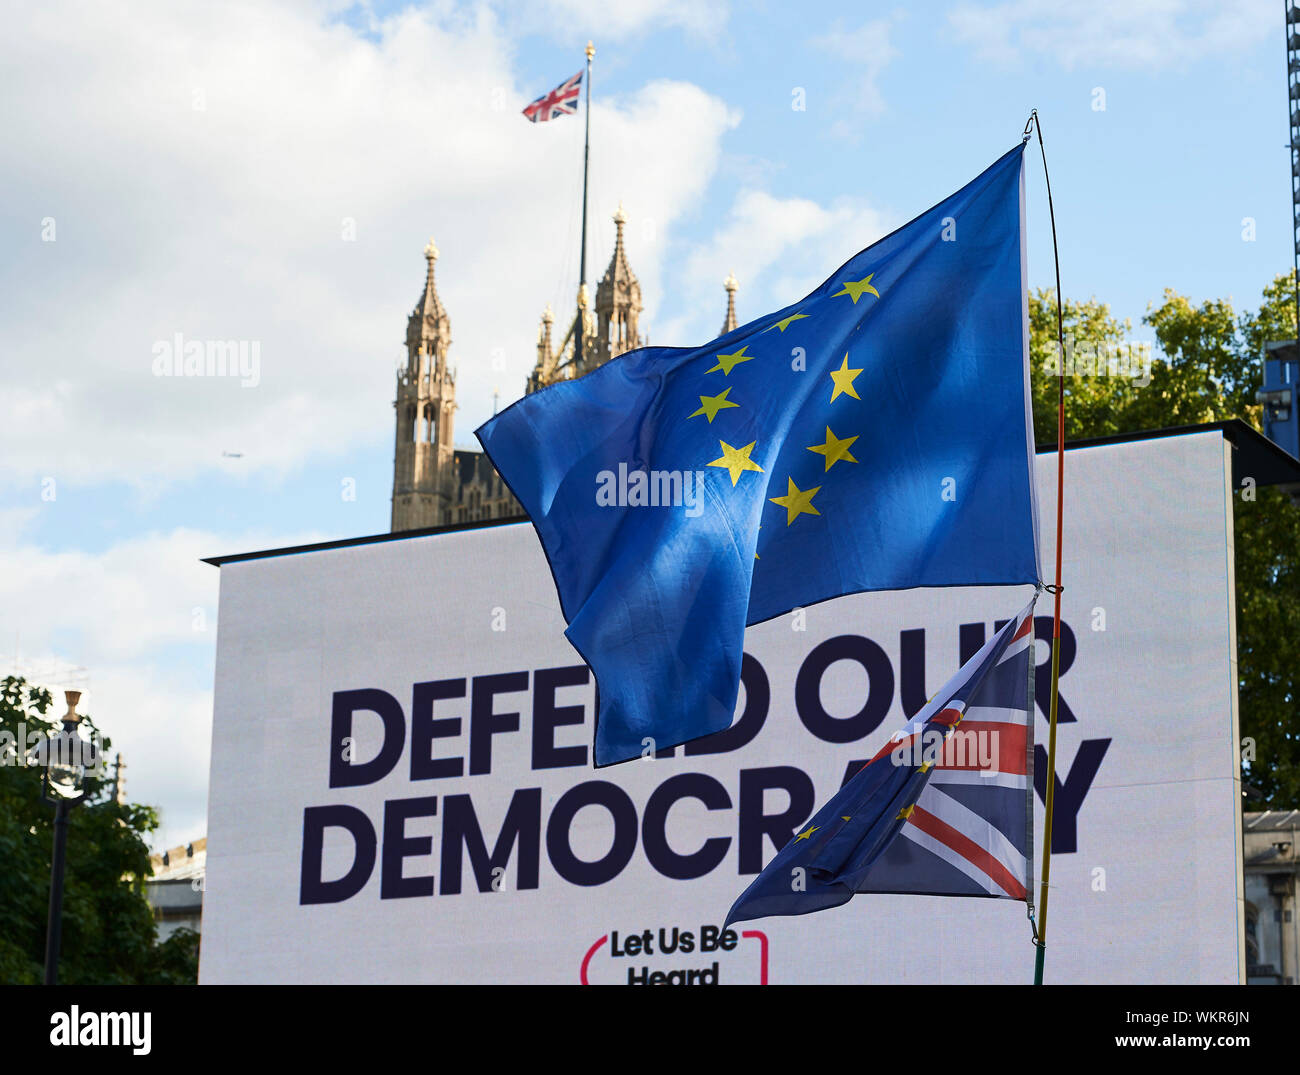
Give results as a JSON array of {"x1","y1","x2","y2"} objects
[{"x1": 201, "y1": 513, "x2": 531, "y2": 566}]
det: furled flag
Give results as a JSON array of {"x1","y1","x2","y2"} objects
[
  {"x1": 522, "y1": 71, "x2": 583, "y2": 123},
  {"x1": 726, "y1": 598, "x2": 1038, "y2": 926},
  {"x1": 477, "y1": 144, "x2": 1040, "y2": 766}
]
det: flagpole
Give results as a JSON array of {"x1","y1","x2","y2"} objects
[
  {"x1": 576, "y1": 41, "x2": 594, "y2": 371},
  {"x1": 1024, "y1": 109, "x2": 1066, "y2": 987}
]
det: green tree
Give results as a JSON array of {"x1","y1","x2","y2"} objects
[
  {"x1": 1029, "y1": 272, "x2": 1300, "y2": 805},
  {"x1": 1235, "y1": 485, "x2": 1300, "y2": 804},
  {"x1": 1028, "y1": 289, "x2": 1135, "y2": 441},
  {"x1": 0, "y1": 676, "x2": 199, "y2": 984}
]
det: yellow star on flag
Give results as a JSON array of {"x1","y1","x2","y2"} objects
[
  {"x1": 807, "y1": 426, "x2": 859, "y2": 471},
  {"x1": 688, "y1": 386, "x2": 740, "y2": 423},
  {"x1": 707, "y1": 440, "x2": 764, "y2": 486},
  {"x1": 829, "y1": 354, "x2": 863, "y2": 402},
  {"x1": 794, "y1": 824, "x2": 819, "y2": 841},
  {"x1": 765, "y1": 312, "x2": 809, "y2": 333},
  {"x1": 706, "y1": 345, "x2": 755, "y2": 376},
  {"x1": 832, "y1": 273, "x2": 880, "y2": 304},
  {"x1": 769, "y1": 476, "x2": 821, "y2": 525}
]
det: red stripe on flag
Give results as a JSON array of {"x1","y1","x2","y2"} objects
[
  {"x1": 930, "y1": 707, "x2": 963, "y2": 728},
  {"x1": 933, "y1": 721, "x2": 1027, "y2": 774},
  {"x1": 865, "y1": 731, "x2": 911, "y2": 768},
  {"x1": 908, "y1": 804, "x2": 1027, "y2": 900},
  {"x1": 865, "y1": 707, "x2": 962, "y2": 765}
]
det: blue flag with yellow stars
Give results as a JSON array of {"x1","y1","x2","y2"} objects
[{"x1": 476, "y1": 144, "x2": 1041, "y2": 766}]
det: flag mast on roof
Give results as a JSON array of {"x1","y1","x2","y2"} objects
[
  {"x1": 521, "y1": 44, "x2": 596, "y2": 376},
  {"x1": 577, "y1": 41, "x2": 594, "y2": 372}
]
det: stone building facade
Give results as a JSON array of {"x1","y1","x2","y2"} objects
[
  {"x1": 390, "y1": 210, "x2": 739, "y2": 531},
  {"x1": 146, "y1": 837, "x2": 206, "y2": 942},
  {"x1": 1244, "y1": 809, "x2": 1299, "y2": 984}
]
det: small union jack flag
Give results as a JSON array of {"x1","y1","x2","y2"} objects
[
  {"x1": 522, "y1": 71, "x2": 583, "y2": 123},
  {"x1": 725, "y1": 598, "x2": 1039, "y2": 926}
]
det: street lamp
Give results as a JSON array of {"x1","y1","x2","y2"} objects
[{"x1": 38, "y1": 690, "x2": 98, "y2": 986}]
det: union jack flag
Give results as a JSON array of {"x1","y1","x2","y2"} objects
[
  {"x1": 522, "y1": 71, "x2": 582, "y2": 123},
  {"x1": 726, "y1": 598, "x2": 1037, "y2": 926}
]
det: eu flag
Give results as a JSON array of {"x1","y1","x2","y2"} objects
[{"x1": 477, "y1": 144, "x2": 1040, "y2": 766}]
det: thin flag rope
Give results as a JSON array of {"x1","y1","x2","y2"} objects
[{"x1": 1022, "y1": 108, "x2": 1067, "y2": 986}]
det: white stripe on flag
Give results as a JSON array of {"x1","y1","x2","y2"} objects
[
  {"x1": 995, "y1": 623, "x2": 1033, "y2": 665},
  {"x1": 914, "y1": 783, "x2": 1027, "y2": 891},
  {"x1": 961, "y1": 704, "x2": 1029, "y2": 726},
  {"x1": 929, "y1": 769, "x2": 1026, "y2": 791},
  {"x1": 894, "y1": 823, "x2": 1005, "y2": 897}
]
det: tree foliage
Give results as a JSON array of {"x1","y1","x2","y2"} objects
[
  {"x1": 1028, "y1": 273, "x2": 1300, "y2": 805},
  {"x1": 0, "y1": 676, "x2": 199, "y2": 984}
]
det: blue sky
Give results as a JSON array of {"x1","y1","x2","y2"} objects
[{"x1": 0, "y1": 0, "x2": 1288, "y2": 848}]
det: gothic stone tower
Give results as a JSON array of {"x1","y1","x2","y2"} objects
[
  {"x1": 389, "y1": 228, "x2": 742, "y2": 532},
  {"x1": 391, "y1": 238, "x2": 457, "y2": 531},
  {"x1": 592, "y1": 204, "x2": 644, "y2": 369},
  {"x1": 721, "y1": 270, "x2": 739, "y2": 335},
  {"x1": 527, "y1": 205, "x2": 645, "y2": 393}
]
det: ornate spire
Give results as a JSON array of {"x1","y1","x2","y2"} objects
[
  {"x1": 577, "y1": 284, "x2": 595, "y2": 354},
  {"x1": 600, "y1": 205, "x2": 633, "y2": 292},
  {"x1": 408, "y1": 236, "x2": 450, "y2": 363},
  {"x1": 612, "y1": 203, "x2": 627, "y2": 259},
  {"x1": 594, "y1": 204, "x2": 642, "y2": 367},
  {"x1": 722, "y1": 271, "x2": 738, "y2": 335},
  {"x1": 420, "y1": 237, "x2": 445, "y2": 320},
  {"x1": 394, "y1": 235, "x2": 458, "y2": 533},
  {"x1": 536, "y1": 304, "x2": 554, "y2": 374}
]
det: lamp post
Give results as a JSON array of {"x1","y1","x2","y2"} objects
[{"x1": 39, "y1": 690, "x2": 97, "y2": 986}]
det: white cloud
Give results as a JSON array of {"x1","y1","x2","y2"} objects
[
  {"x1": 947, "y1": 0, "x2": 1274, "y2": 70},
  {"x1": 527, "y1": 0, "x2": 731, "y2": 40},
  {"x1": 0, "y1": 1, "x2": 737, "y2": 489},
  {"x1": 811, "y1": 14, "x2": 903, "y2": 132},
  {"x1": 3, "y1": 528, "x2": 221, "y2": 662},
  {"x1": 0, "y1": 515, "x2": 326, "y2": 849},
  {"x1": 82, "y1": 666, "x2": 215, "y2": 853},
  {"x1": 657, "y1": 188, "x2": 894, "y2": 345}
]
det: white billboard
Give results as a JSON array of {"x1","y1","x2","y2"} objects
[{"x1": 200, "y1": 428, "x2": 1244, "y2": 983}]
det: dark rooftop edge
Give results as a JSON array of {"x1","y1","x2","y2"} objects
[{"x1": 202, "y1": 419, "x2": 1299, "y2": 567}]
